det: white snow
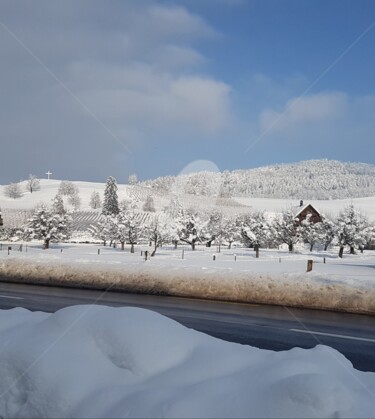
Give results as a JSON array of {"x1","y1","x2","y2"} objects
[
  {"x1": 0, "y1": 304, "x2": 374, "y2": 418},
  {"x1": 1, "y1": 244, "x2": 375, "y2": 314}
]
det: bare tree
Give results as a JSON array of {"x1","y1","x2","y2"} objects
[
  {"x1": 26, "y1": 174, "x2": 40, "y2": 193},
  {"x1": 4, "y1": 183, "x2": 22, "y2": 199}
]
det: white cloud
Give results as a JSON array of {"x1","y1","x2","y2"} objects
[
  {"x1": 69, "y1": 63, "x2": 231, "y2": 134},
  {"x1": 260, "y1": 92, "x2": 348, "y2": 134}
]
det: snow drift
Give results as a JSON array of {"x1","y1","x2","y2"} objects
[
  {"x1": 1, "y1": 253, "x2": 375, "y2": 315},
  {"x1": 0, "y1": 305, "x2": 374, "y2": 418}
]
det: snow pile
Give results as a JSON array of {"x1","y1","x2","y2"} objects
[
  {"x1": 0, "y1": 305, "x2": 374, "y2": 418},
  {"x1": 1, "y1": 245, "x2": 375, "y2": 314}
]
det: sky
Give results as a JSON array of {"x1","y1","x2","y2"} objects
[{"x1": 1, "y1": 0, "x2": 375, "y2": 184}]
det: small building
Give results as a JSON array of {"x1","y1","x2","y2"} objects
[{"x1": 294, "y1": 202, "x2": 322, "y2": 224}]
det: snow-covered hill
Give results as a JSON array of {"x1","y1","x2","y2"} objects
[
  {"x1": 1, "y1": 159, "x2": 375, "y2": 228},
  {"x1": 142, "y1": 159, "x2": 375, "y2": 200}
]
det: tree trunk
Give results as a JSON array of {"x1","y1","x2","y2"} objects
[
  {"x1": 191, "y1": 242, "x2": 196, "y2": 251},
  {"x1": 339, "y1": 246, "x2": 344, "y2": 258},
  {"x1": 254, "y1": 243, "x2": 259, "y2": 258},
  {"x1": 350, "y1": 246, "x2": 355, "y2": 254},
  {"x1": 44, "y1": 239, "x2": 50, "y2": 249},
  {"x1": 288, "y1": 243, "x2": 293, "y2": 252},
  {"x1": 206, "y1": 240, "x2": 212, "y2": 248},
  {"x1": 121, "y1": 241, "x2": 125, "y2": 250},
  {"x1": 228, "y1": 242, "x2": 232, "y2": 250},
  {"x1": 131, "y1": 244, "x2": 135, "y2": 253},
  {"x1": 103, "y1": 240, "x2": 106, "y2": 247},
  {"x1": 324, "y1": 243, "x2": 328, "y2": 251},
  {"x1": 173, "y1": 240, "x2": 178, "y2": 249},
  {"x1": 360, "y1": 246, "x2": 364, "y2": 254},
  {"x1": 310, "y1": 244, "x2": 313, "y2": 252}
]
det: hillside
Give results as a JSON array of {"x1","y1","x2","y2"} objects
[
  {"x1": 1, "y1": 160, "x2": 375, "y2": 229},
  {"x1": 142, "y1": 159, "x2": 375, "y2": 200}
]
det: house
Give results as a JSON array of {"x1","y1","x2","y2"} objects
[{"x1": 294, "y1": 201, "x2": 322, "y2": 224}]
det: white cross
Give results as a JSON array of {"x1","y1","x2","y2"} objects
[{"x1": 46, "y1": 170, "x2": 52, "y2": 180}]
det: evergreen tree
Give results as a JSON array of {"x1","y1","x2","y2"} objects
[{"x1": 102, "y1": 176, "x2": 119, "y2": 216}]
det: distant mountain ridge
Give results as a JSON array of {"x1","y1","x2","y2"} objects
[{"x1": 141, "y1": 159, "x2": 375, "y2": 200}]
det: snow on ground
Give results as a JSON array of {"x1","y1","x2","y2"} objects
[
  {"x1": 1, "y1": 243, "x2": 374, "y2": 314},
  {"x1": 0, "y1": 304, "x2": 374, "y2": 418}
]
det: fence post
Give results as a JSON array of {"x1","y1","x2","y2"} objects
[
  {"x1": 307, "y1": 260, "x2": 313, "y2": 272},
  {"x1": 213, "y1": 254, "x2": 216, "y2": 261},
  {"x1": 98, "y1": 249, "x2": 100, "y2": 255},
  {"x1": 182, "y1": 249, "x2": 184, "y2": 260}
]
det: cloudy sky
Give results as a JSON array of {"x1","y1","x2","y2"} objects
[{"x1": 1, "y1": 0, "x2": 375, "y2": 183}]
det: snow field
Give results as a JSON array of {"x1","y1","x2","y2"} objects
[
  {"x1": 0, "y1": 305, "x2": 374, "y2": 418},
  {"x1": 1, "y1": 244, "x2": 374, "y2": 314}
]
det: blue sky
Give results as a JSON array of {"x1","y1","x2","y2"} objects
[{"x1": 1, "y1": 0, "x2": 374, "y2": 183}]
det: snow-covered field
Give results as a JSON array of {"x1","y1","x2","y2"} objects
[
  {"x1": 1, "y1": 243, "x2": 374, "y2": 314},
  {"x1": 1, "y1": 304, "x2": 374, "y2": 418}
]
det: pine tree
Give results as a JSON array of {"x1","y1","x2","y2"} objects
[
  {"x1": 24, "y1": 206, "x2": 71, "y2": 249},
  {"x1": 102, "y1": 176, "x2": 119, "y2": 216}
]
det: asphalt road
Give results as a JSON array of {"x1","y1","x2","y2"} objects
[{"x1": 0, "y1": 280, "x2": 374, "y2": 372}]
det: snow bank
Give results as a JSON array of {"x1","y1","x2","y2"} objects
[
  {"x1": 1, "y1": 246, "x2": 375, "y2": 314},
  {"x1": 0, "y1": 305, "x2": 374, "y2": 418}
]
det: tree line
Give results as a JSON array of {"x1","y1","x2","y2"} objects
[{"x1": 3, "y1": 176, "x2": 374, "y2": 258}]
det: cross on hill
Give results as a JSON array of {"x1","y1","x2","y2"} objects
[{"x1": 46, "y1": 170, "x2": 52, "y2": 180}]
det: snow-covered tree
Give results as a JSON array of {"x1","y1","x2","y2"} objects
[
  {"x1": 128, "y1": 174, "x2": 138, "y2": 185},
  {"x1": 26, "y1": 175, "x2": 40, "y2": 193},
  {"x1": 4, "y1": 183, "x2": 22, "y2": 199},
  {"x1": 88, "y1": 215, "x2": 116, "y2": 246},
  {"x1": 336, "y1": 205, "x2": 368, "y2": 258},
  {"x1": 90, "y1": 191, "x2": 102, "y2": 209},
  {"x1": 121, "y1": 201, "x2": 143, "y2": 253},
  {"x1": 68, "y1": 192, "x2": 81, "y2": 211},
  {"x1": 320, "y1": 216, "x2": 337, "y2": 251},
  {"x1": 164, "y1": 197, "x2": 184, "y2": 248},
  {"x1": 241, "y1": 212, "x2": 270, "y2": 256},
  {"x1": 202, "y1": 209, "x2": 223, "y2": 247},
  {"x1": 178, "y1": 209, "x2": 205, "y2": 250},
  {"x1": 221, "y1": 217, "x2": 241, "y2": 249},
  {"x1": 299, "y1": 214, "x2": 322, "y2": 252},
  {"x1": 272, "y1": 210, "x2": 300, "y2": 252},
  {"x1": 143, "y1": 195, "x2": 156, "y2": 212},
  {"x1": 51, "y1": 194, "x2": 66, "y2": 215},
  {"x1": 164, "y1": 197, "x2": 183, "y2": 219},
  {"x1": 58, "y1": 180, "x2": 76, "y2": 196},
  {"x1": 145, "y1": 214, "x2": 174, "y2": 256},
  {"x1": 102, "y1": 176, "x2": 119, "y2": 216},
  {"x1": 24, "y1": 206, "x2": 71, "y2": 249}
]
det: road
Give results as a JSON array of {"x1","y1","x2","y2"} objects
[{"x1": 0, "y1": 280, "x2": 374, "y2": 372}]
